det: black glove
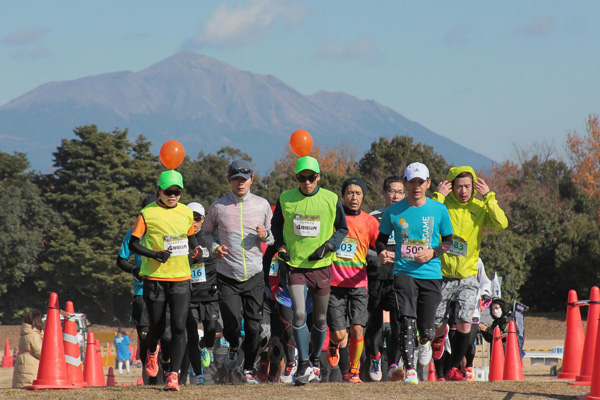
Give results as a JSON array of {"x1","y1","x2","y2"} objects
[
  {"x1": 131, "y1": 266, "x2": 142, "y2": 282},
  {"x1": 154, "y1": 250, "x2": 171, "y2": 263},
  {"x1": 192, "y1": 246, "x2": 203, "y2": 263},
  {"x1": 308, "y1": 243, "x2": 332, "y2": 261},
  {"x1": 264, "y1": 285, "x2": 272, "y2": 301},
  {"x1": 277, "y1": 249, "x2": 290, "y2": 263}
]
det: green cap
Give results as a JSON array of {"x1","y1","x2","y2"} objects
[
  {"x1": 157, "y1": 170, "x2": 184, "y2": 190},
  {"x1": 294, "y1": 156, "x2": 320, "y2": 174}
]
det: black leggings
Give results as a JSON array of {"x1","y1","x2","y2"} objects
[
  {"x1": 366, "y1": 307, "x2": 400, "y2": 366},
  {"x1": 143, "y1": 280, "x2": 190, "y2": 375},
  {"x1": 184, "y1": 313, "x2": 217, "y2": 375}
]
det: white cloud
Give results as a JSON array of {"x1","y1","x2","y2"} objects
[
  {"x1": 3, "y1": 28, "x2": 51, "y2": 45},
  {"x1": 315, "y1": 38, "x2": 380, "y2": 60},
  {"x1": 515, "y1": 16, "x2": 556, "y2": 37},
  {"x1": 183, "y1": 0, "x2": 311, "y2": 48}
]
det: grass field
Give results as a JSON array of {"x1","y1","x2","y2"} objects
[{"x1": 0, "y1": 312, "x2": 591, "y2": 399}]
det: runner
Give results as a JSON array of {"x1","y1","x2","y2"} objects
[
  {"x1": 128, "y1": 170, "x2": 201, "y2": 391},
  {"x1": 202, "y1": 160, "x2": 274, "y2": 384},
  {"x1": 180, "y1": 202, "x2": 219, "y2": 385},
  {"x1": 326, "y1": 177, "x2": 379, "y2": 383},
  {"x1": 431, "y1": 166, "x2": 508, "y2": 381},
  {"x1": 365, "y1": 176, "x2": 405, "y2": 382},
  {"x1": 271, "y1": 155, "x2": 348, "y2": 385},
  {"x1": 376, "y1": 162, "x2": 453, "y2": 385}
]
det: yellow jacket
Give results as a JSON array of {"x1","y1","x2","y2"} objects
[{"x1": 432, "y1": 166, "x2": 508, "y2": 278}]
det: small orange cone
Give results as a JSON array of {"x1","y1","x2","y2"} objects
[
  {"x1": 83, "y1": 332, "x2": 105, "y2": 386},
  {"x1": 427, "y1": 361, "x2": 436, "y2": 381},
  {"x1": 122, "y1": 382, "x2": 129, "y2": 386},
  {"x1": 106, "y1": 367, "x2": 117, "y2": 387},
  {"x1": 28, "y1": 292, "x2": 82, "y2": 389},
  {"x1": 572, "y1": 287, "x2": 600, "y2": 386},
  {"x1": 137, "y1": 376, "x2": 144, "y2": 386},
  {"x1": 558, "y1": 290, "x2": 585, "y2": 379},
  {"x1": 582, "y1": 306, "x2": 600, "y2": 399},
  {"x1": 2, "y1": 338, "x2": 13, "y2": 368},
  {"x1": 503, "y1": 320, "x2": 524, "y2": 381},
  {"x1": 489, "y1": 326, "x2": 505, "y2": 381},
  {"x1": 63, "y1": 301, "x2": 86, "y2": 386}
]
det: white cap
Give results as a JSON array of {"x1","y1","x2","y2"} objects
[
  {"x1": 187, "y1": 202, "x2": 205, "y2": 217},
  {"x1": 405, "y1": 162, "x2": 430, "y2": 181}
]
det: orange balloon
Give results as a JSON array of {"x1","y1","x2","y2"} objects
[
  {"x1": 159, "y1": 140, "x2": 185, "y2": 170},
  {"x1": 290, "y1": 130, "x2": 313, "y2": 157}
]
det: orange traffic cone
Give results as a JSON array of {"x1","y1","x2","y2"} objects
[
  {"x1": 95, "y1": 340, "x2": 104, "y2": 377},
  {"x1": 572, "y1": 287, "x2": 600, "y2": 386},
  {"x1": 489, "y1": 326, "x2": 504, "y2": 381},
  {"x1": 28, "y1": 292, "x2": 82, "y2": 389},
  {"x1": 503, "y1": 320, "x2": 524, "y2": 381},
  {"x1": 582, "y1": 306, "x2": 600, "y2": 399},
  {"x1": 137, "y1": 376, "x2": 144, "y2": 386},
  {"x1": 83, "y1": 332, "x2": 105, "y2": 386},
  {"x1": 106, "y1": 367, "x2": 117, "y2": 387},
  {"x1": 122, "y1": 382, "x2": 130, "y2": 386},
  {"x1": 2, "y1": 338, "x2": 13, "y2": 368},
  {"x1": 428, "y1": 361, "x2": 437, "y2": 381},
  {"x1": 63, "y1": 301, "x2": 86, "y2": 386},
  {"x1": 558, "y1": 290, "x2": 585, "y2": 379}
]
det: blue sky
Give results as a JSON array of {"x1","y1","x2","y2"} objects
[{"x1": 1, "y1": 0, "x2": 598, "y2": 163}]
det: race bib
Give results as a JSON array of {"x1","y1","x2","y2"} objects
[
  {"x1": 190, "y1": 264, "x2": 206, "y2": 283},
  {"x1": 448, "y1": 235, "x2": 467, "y2": 257},
  {"x1": 164, "y1": 233, "x2": 188, "y2": 257},
  {"x1": 269, "y1": 260, "x2": 279, "y2": 276},
  {"x1": 293, "y1": 213, "x2": 321, "y2": 237},
  {"x1": 400, "y1": 239, "x2": 429, "y2": 261},
  {"x1": 336, "y1": 237, "x2": 358, "y2": 259}
]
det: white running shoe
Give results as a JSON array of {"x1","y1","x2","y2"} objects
[
  {"x1": 418, "y1": 341, "x2": 432, "y2": 366},
  {"x1": 404, "y1": 368, "x2": 419, "y2": 385},
  {"x1": 369, "y1": 356, "x2": 382, "y2": 382}
]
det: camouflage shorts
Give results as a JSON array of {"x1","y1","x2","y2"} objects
[{"x1": 434, "y1": 275, "x2": 480, "y2": 326}]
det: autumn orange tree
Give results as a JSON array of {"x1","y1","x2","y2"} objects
[{"x1": 568, "y1": 114, "x2": 600, "y2": 204}]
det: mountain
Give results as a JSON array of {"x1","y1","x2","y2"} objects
[{"x1": 0, "y1": 51, "x2": 493, "y2": 173}]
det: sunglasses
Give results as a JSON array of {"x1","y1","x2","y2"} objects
[
  {"x1": 194, "y1": 215, "x2": 204, "y2": 222},
  {"x1": 163, "y1": 189, "x2": 182, "y2": 196},
  {"x1": 228, "y1": 167, "x2": 253, "y2": 177},
  {"x1": 296, "y1": 174, "x2": 318, "y2": 183}
]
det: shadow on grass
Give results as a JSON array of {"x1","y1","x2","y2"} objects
[{"x1": 494, "y1": 389, "x2": 580, "y2": 400}]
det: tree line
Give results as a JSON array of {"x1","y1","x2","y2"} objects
[{"x1": 1, "y1": 117, "x2": 599, "y2": 324}]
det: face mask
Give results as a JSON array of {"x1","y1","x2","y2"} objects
[{"x1": 491, "y1": 309, "x2": 502, "y2": 319}]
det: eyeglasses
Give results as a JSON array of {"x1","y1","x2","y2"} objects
[
  {"x1": 228, "y1": 167, "x2": 253, "y2": 177},
  {"x1": 163, "y1": 189, "x2": 182, "y2": 196},
  {"x1": 296, "y1": 174, "x2": 318, "y2": 183},
  {"x1": 386, "y1": 189, "x2": 405, "y2": 195},
  {"x1": 193, "y1": 215, "x2": 204, "y2": 222}
]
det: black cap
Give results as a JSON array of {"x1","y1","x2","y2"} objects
[
  {"x1": 342, "y1": 177, "x2": 367, "y2": 196},
  {"x1": 228, "y1": 160, "x2": 253, "y2": 179}
]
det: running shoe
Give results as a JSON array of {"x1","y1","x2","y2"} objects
[
  {"x1": 294, "y1": 360, "x2": 314, "y2": 386},
  {"x1": 388, "y1": 363, "x2": 400, "y2": 381},
  {"x1": 145, "y1": 349, "x2": 159, "y2": 378},
  {"x1": 418, "y1": 340, "x2": 432, "y2": 366},
  {"x1": 267, "y1": 374, "x2": 278, "y2": 383},
  {"x1": 257, "y1": 359, "x2": 269, "y2": 382},
  {"x1": 432, "y1": 327, "x2": 447, "y2": 360},
  {"x1": 280, "y1": 361, "x2": 296, "y2": 383},
  {"x1": 225, "y1": 346, "x2": 238, "y2": 371},
  {"x1": 349, "y1": 368, "x2": 363, "y2": 383},
  {"x1": 196, "y1": 374, "x2": 205, "y2": 385},
  {"x1": 465, "y1": 367, "x2": 476, "y2": 382},
  {"x1": 200, "y1": 347, "x2": 211, "y2": 368},
  {"x1": 388, "y1": 363, "x2": 405, "y2": 382},
  {"x1": 164, "y1": 372, "x2": 180, "y2": 391},
  {"x1": 403, "y1": 368, "x2": 418, "y2": 385},
  {"x1": 369, "y1": 355, "x2": 382, "y2": 382},
  {"x1": 437, "y1": 377, "x2": 446, "y2": 382},
  {"x1": 242, "y1": 369, "x2": 259, "y2": 384},
  {"x1": 309, "y1": 355, "x2": 321, "y2": 383},
  {"x1": 327, "y1": 343, "x2": 340, "y2": 367},
  {"x1": 446, "y1": 367, "x2": 465, "y2": 381},
  {"x1": 342, "y1": 373, "x2": 350, "y2": 383}
]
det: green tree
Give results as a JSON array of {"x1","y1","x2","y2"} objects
[
  {"x1": 40, "y1": 125, "x2": 160, "y2": 323},
  {"x1": 358, "y1": 136, "x2": 450, "y2": 211},
  {"x1": 0, "y1": 151, "x2": 60, "y2": 323}
]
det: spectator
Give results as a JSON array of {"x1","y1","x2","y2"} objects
[{"x1": 12, "y1": 309, "x2": 43, "y2": 388}]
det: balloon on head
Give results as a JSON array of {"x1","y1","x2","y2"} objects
[
  {"x1": 160, "y1": 140, "x2": 185, "y2": 170},
  {"x1": 290, "y1": 129, "x2": 313, "y2": 157}
]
